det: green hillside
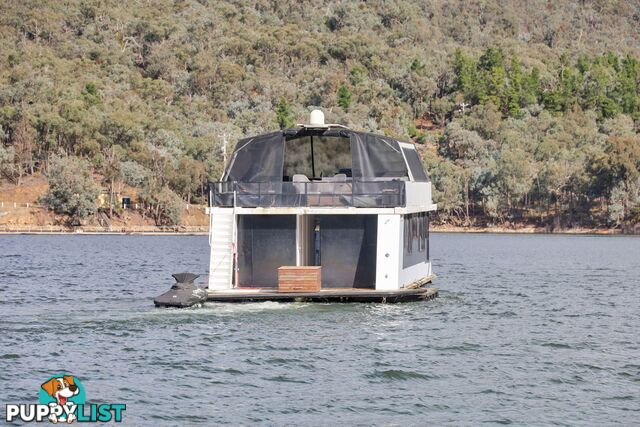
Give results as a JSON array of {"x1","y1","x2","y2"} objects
[{"x1": 1, "y1": 1, "x2": 639, "y2": 228}]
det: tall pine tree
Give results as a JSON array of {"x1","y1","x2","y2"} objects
[{"x1": 276, "y1": 97, "x2": 295, "y2": 129}]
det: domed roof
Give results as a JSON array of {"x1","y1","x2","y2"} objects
[{"x1": 223, "y1": 126, "x2": 429, "y2": 184}]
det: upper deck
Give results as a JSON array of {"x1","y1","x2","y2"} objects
[{"x1": 208, "y1": 112, "x2": 436, "y2": 212}]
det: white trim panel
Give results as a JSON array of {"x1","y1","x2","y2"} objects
[
  {"x1": 405, "y1": 181, "x2": 433, "y2": 207},
  {"x1": 375, "y1": 214, "x2": 402, "y2": 291}
]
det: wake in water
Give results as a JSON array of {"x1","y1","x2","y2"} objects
[{"x1": 144, "y1": 301, "x2": 312, "y2": 316}]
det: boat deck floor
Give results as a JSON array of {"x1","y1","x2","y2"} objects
[{"x1": 207, "y1": 286, "x2": 438, "y2": 303}]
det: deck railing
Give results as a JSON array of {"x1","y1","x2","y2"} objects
[{"x1": 208, "y1": 180, "x2": 406, "y2": 208}]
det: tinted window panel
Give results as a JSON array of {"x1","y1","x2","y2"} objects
[
  {"x1": 283, "y1": 136, "x2": 313, "y2": 180},
  {"x1": 402, "y1": 147, "x2": 429, "y2": 182}
]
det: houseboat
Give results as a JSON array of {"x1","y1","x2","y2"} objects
[{"x1": 154, "y1": 111, "x2": 437, "y2": 306}]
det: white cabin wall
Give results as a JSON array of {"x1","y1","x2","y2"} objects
[{"x1": 375, "y1": 214, "x2": 402, "y2": 290}]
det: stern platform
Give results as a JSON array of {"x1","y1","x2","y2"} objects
[{"x1": 206, "y1": 286, "x2": 438, "y2": 303}]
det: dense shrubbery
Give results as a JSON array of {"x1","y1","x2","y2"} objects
[
  {"x1": 0, "y1": 1, "x2": 638, "y2": 227},
  {"x1": 426, "y1": 105, "x2": 640, "y2": 227},
  {"x1": 40, "y1": 155, "x2": 99, "y2": 223}
]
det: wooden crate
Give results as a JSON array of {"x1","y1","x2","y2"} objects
[{"x1": 278, "y1": 266, "x2": 321, "y2": 292}]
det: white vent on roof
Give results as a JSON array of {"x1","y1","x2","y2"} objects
[{"x1": 309, "y1": 109, "x2": 325, "y2": 126}]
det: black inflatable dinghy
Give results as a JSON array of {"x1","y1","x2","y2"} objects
[{"x1": 154, "y1": 273, "x2": 207, "y2": 308}]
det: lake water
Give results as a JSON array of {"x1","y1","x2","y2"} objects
[{"x1": 1, "y1": 233, "x2": 639, "y2": 425}]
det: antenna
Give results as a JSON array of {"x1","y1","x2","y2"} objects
[
  {"x1": 218, "y1": 132, "x2": 229, "y2": 166},
  {"x1": 218, "y1": 132, "x2": 229, "y2": 181}
]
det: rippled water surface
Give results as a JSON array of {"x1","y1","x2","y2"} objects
[{"x1": 1, "y1": 233, "x2": 639, "y2": 425}]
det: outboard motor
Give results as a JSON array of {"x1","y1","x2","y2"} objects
[{"x1": 153, "y1": 273, "x2": 207, "y2": 308}]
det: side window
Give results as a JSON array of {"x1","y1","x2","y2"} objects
[
  {"x1": 401, "y1": 147, "x2": 429, "y2": 182},
  {"x1": 366, "y1": 138, "x2": 409, "y2": 178},
  {"x1": 402, "y1": 212, "x2": 429, "y2": 268}
]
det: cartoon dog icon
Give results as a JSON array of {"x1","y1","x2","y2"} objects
[{"x1": 41, "y1": 376, "x2": 79, "y2": 423}]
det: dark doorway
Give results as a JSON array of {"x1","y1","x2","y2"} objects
[
  {"x1": 238, "y1": 215, "x2": 296, "y2": 287},
  {"x1": 317, "y1": 215, "x2": 377, "y2": 288}
]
